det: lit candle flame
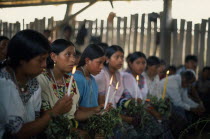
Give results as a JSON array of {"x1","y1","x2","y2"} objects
[
  {"x1": 136, "y1": 75, "x2": 139, "y2": 81},
  {"x1": 109, "y1": 76, "x2": 113, "y2": 85},
  {"x1": 72, "y1": 66, "x2": 77, "y2": 74},
  {"x1": 115, "y1": 82, "x2": 119, "y2": 90},
  {"x1": 166, "y1": 70, "x2": 170, "y2": 75}
]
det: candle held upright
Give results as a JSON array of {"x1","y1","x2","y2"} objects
[
  {"x1": 110, "y1": 82, "x2": 119, "y2": 103},
  {"x1": 67, "y1": 66, "x2": 77, "y2": 96},
  {"x1": 104, "y1": 76, "x2": 113, "y2": 109},
  {"x1": 162, "y1": 70, "x2": 170, "y2": 99},
  {"x1": 135, "y1": 75, "x2": 140, "y2": 106}
]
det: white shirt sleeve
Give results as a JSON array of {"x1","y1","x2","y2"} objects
[
  {"x1": 181, "y1": 89, "x2": 199, "y2": 108},
  {"x1": 167, "y1": 86, "x2": 192, "y2": 110}
]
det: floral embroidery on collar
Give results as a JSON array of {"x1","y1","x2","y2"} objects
[
  {"x1": 0, "y1": 68, "x2": 39, "y2": 104},
  {"x1": 43, "y1": 71, "x2": 77, "y2": 99}
]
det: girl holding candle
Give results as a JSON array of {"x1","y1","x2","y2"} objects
[
  {"x1": 37, "y1": 39, "x2": 91, "y2": 138},
  {"x1": 95, "y1": 45, "x2": 125, "y2": 108},
  {"x1": 73, "y1": 44, "x2": 106, "y2": 112},
  {"x1": 73, "y1": 44, "x2": 114, "y2": 138},
  {"x1": 122, "y1": 52, "x2": 174, "y2": 139},
  {"x1": 95, "y1": 45, "x2": 140, "y2": 138},
  {"x1": 0, "y1": 30, "x2": 73, "y2": 139},
  {"x1": 122, "y1": 52, "x2": 148, "y2": 101},
  {"x1": 37, "y1": 39, "x2": 79, "y2": 120}
]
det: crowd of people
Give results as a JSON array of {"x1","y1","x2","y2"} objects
[{"x1": 0, "y1": 28, "x2": 210, "y2": 139}]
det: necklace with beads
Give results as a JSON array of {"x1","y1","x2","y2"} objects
[
  {"x1": 50, "y1": 69, "x2": 66, "y2": 94},
  {"x1": 12, "y1": 70, "x2": 28, "y2": 93}
]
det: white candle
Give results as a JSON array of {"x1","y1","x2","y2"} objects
[
  {"x1": 110, "y1": 82, "x2": 119, "y2": 103},
  {"x1": 67, "y1": 66, "x2": 77, "y2": 96},
  {"x1": 135, "y1": 75, "x2": 139, "y2": 106},
  {"x1": 104, "y1": 76, "x2": 113, "y2": 109}
]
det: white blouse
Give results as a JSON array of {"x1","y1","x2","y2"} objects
[
  {"x1": 0, "y1": 68, "x2": 41, "y2": 138},
  {"x1": 121, "y1": 71, "x2": 148, "y2": 100}
]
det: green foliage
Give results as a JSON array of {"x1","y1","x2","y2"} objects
[
  {"x1": 126, "y1": 100, "x2": 150, "y2": 128},
  {"x1": 45, "y1": 115, "x2": 80, "y2": 139},
  {"x1": 85, "y1": 108, "x2": 122, "y2": 138},
  {"x1": 147, "y1": 94, "x2": 171, "y2": 118}
]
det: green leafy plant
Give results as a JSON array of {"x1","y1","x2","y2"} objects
[
  {"x1": 125, "y1": 100, "x2": 150, "y2": 128},
  {"x1": 45, "y1": 115, "x2": 80, "y2": 139},
  {"x1": 147, "y1": 94, "x2": 171, "y2": 118},
  {"x1": 85, "y1": 108, "x2": 122, "y2": 138}
]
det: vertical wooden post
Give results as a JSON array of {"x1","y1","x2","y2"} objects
[
  {"x1": 106, "y1": 20, "x2": 109, "y2": 44},
  {"x1": 117, "y1": 17, "x2": 121, "y2": 46},
  {"x1": 153, "y1": 18, "x2": 158, "y2": 56},
  {"x1": 193, "y1": 24, "x2": 200, "y2": 56},
  {"x1": 133, "y1": 14, "x2": 138, "y2": 52},
  {"x1": 146, "y1": 14, "x2": 151, "y2": 56},
  {"x1": 160, "y1": 0, "x2": 172, "y2": 64},
  {"x1": 128, "y1": 15, "x2": 133, "y2": 53},
  {"x1": 95, "y1": 19, "x2": 98, "y2": 36},
  {"x1": 140, "y1": 14, "x2": 145, "y2": 52},
  {"x1": 3, "y1": 22, "x2": 8, "y2": 37},
  {"x1": 0, "y1": 20, "x2": 2, "y2": 36},
  {"x1": 34, "y1": 18, "x2": 38, "y2": 31},
  {"x1": 8, "y1": 23, "x2": 12, "y2": 38},
  {"x1": 88, "y1": 21, "x2": 93, "y2": 43},
  {"x1": 185, "y1": 21, "x2": 192, "y2": 55},
  {"x1": 123, "y1": 17, "x2": 127, "y2": 49},
  {"x1": 207, "y1": 18, "x2": 210, "y2": 66},
  {"x1": 199, "y1": 19, "x2": 207, "y2": 70},
  {"x1": 23, "y1": 19, "x2": 25, "y2": 30},
  {"x1": 178, "y1": 19, "x2": 186, "y2": 65},
  {"x1": 41, "y1": 17, "x2": 46, "y2": 33},
  {"x1": 100, "y1": 20, "x2": 104, "y2": 42},
  {"x1": 172, "y1": 19, "x2": 178, "y2": 66}
]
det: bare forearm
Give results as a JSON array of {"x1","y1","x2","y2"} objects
[
  {"x1": 75, "y1": 109, "x2": 95, "y2": 121},
  {"x1": 15, "y1": 111, "x2": 52, "y2": 139},
  {"x1": 78, "y1": 106, "x2": 99, "y2": 112},
  {"x1": 98, "y1": 95, "x2": 105, "y2": 105}
]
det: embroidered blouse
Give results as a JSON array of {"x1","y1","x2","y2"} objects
[
  {"x1": 0, "y1": 68, "x2": 41, "y2": 138},
  {"x1": 37, "y1": 71, "x2": 80, "y2": 120}
]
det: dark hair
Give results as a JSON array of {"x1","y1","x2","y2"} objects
[
  {"x1": 147, "y1": 56, "x2": 160, "y2": 66},
  {"x1": 90, "y1": 36, "x2": 101, "y2": 44},
  {"x1": 160, "y1": 59, "x2": 166, "y2": 66},
  {"x1": 203, "y1": 66, "x2": 210, "y2": 72},
  {"x1": 47, "y1": 39, "x2": 75, "y2": 69},
  {"x1": 185, "y1": 55, "x2": 198, "y2": 63},
  {"x1": 166, "y1": 65, "x2": 177, "y2": 73},
  {"x1": 43, "y1": 29, "x2": 51, "y2": 34},
  {"x1": 0, "y1": 36, "x2": 9, "y2": 42},
  {"x1": 127, "y1": 51, "x2": 147, "y2": 64},
  {"x1": 76, "y1": 49, "x2": 81, "y2": 57},
  {"x1": 4, "y1": 29, "x2": 50, "y2": 70},
  {"x1": 78, "y1": 44, "x2": 105, "y2": 67},
  {"x1": 105, "y1": 45, "x2": 124, "y2": 59},
  {"x1": 63, "y1": 25, "x2": 72, "y2": 33},
  {"x1": 97, "y1": 42, "x2": 109, "y2": 51},
  {"x1": 126, "y1": 53, "x2": 132, "y2": 63},
  {"x1": 181, "y1": 70, "x2": 195, "y2": 81}
]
